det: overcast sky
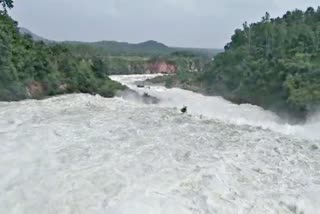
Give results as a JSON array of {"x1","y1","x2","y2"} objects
[{"x1": 10, "y1": 0, "x2": 319, "y2": 48}]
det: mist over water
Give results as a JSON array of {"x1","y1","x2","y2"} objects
[{"x1": 1, "y1": 74, "x2": 320, "y2": 214}]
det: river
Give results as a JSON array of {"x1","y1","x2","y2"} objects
[{"x1": 0, "y1": 74, "x2": 320, "y2": 214}]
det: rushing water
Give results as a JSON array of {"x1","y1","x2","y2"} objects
[{"x1": 1, "y1": 75, "x2": 320, "y2": 214}]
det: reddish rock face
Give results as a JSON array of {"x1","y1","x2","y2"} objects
[
  {"x1": 148, "y1": 61, "x2": 176, "y2": 74},
  {"x1": 26, "y1": 81, "x2": 44, "y2": 98}
]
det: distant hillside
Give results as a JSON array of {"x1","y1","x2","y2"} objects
[
  {"x1": 1, "y1": 14, "x2": 124, "y2": 102},
  {"x1": 136, "y1": 40, "x2": 168, "y2": 49},
  {"x1": 185, "y1": 7, "x2": 320, "y2": 121},
  {"x1": 19, "y1": 27, "x2": 51, "y2": 43},
  {"x1": 175, "y1": 47, "x2": 223, "y2": 57},
  {"x1": 64, "y1": 40, "x2": 172, "y2": 56},
  {"x1": 65, "y1": 40, "x2": 222, "y2": 57},
  {"x1": 19, "y1": 27, "x2": 222, "y2": 57}
]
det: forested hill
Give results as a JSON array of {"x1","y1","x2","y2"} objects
[
  {"x1": 61, "y1": 40, "x2": 222, "y2": 57},
  {"x1": 19, "y1": 28, "x2": 222, "y2": 57},
  {"x1": 0, "y1": 12, "x2": 125, "y2": 101},
  {"x1": 63, "y1": 40, "x2": 173, "y2": 56},
  {"x1": 19, "y1": 27, "x2": 50, "y2": 42},
  {"x1": 199, "y1": 7, "x2": 320, "y2": 120}
]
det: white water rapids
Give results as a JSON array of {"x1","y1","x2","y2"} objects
[{"x1": 1, "y1": 74, "x2": 320, "y2": 214}]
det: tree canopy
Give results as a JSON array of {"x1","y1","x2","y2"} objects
[
  {"x1": 0, "y1": 0, "x2": 13, "y2": 12},
  {"x1": 200, "y1": 7, "x2": 320, "y2": 120},
  {"x1": 0, "y1": 13, "x2": 125, "y2": 101}
]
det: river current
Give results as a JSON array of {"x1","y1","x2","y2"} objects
[{"x1": 0, "y1": 74, "x2": 320, "y2": 214}]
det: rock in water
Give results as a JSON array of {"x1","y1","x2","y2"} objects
[{"x1": 181, "y1": 106, "x2": 187, "y2": 113}]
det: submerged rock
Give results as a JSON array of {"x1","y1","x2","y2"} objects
[
  {"x1": 136, "y1": 82, "x2": 145, "y2": 88},
  {"x1": 310, "y1": 144, "x2": 319, "y2": 151}
]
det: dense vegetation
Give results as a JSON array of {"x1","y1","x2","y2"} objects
[
  {"x1": 20, "y1": 28, "x2": 222, "y2": 58},
  {"x1": 0, "y1": 11, "x2": 124, "y2": 101},
  {"x1": 55, "y1": 40, "x2": 221, "y2": 58},
  {"x1": 149, "y1": 71, "x2": 202, "y2": 92},
  {"x1": 0, "y1": 0, "x2": 13, "y2": 11},
  {"x1": 157, "y1": 7, "x2": 320, "y2": 120},
  {"x1": 64, "y1": 40, "x2": 172, "y2": 57},
  {"x1": 205, "y1": 8, "x2": 320, "y2": 119},
  {"x1": 63, "y1": 43, "x2": 213, "y2": 75},
  {"x1": 17, "y1": 14, "x2": 222, "y2": 77}
]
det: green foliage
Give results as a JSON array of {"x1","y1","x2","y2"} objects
[
  {"x1": 107, "y1": 56, "x2": 147, "y2": 74},
  {"x1": 150, "y1": 71, "x2": 201, "y2": 91},
  {"x1": 0, "y1": 0, "x2": 13, "y2": 12},
  {"x1": 63, "y1": 40, "x2": 221, "y2": 58},
  {"x1": 176, "y1": 70, "x2": 194, "y2": 83},
  {"x1": 174, "y1": 47, "x2": 223, "y2": 57},
  {"x1": 200, "y1": 7, "x2": 320, "y2": 119},
  {"x1": 171, "y1": 51, "x2": 197, "y2": 57},
  {"x1": 62, "y1": 41, "x2": 218, "y2": 75},
  {"x1": 63, "y1": 40, "x2": 171, "y2": 57},
  {"x1": 0, "y1": 13, "x2": 124, "y2": 101},
  {"x1": 164, "y1": 78, "x2": 174, "y2": 88},
  {"x1": 65, "y1": 44, "x2": 210, "y2": 75},
  {"x1": 97, "y1": 79, "x2": 125, "y2": 97}
]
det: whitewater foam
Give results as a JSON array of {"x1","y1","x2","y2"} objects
[
  {"x1": 111, "y1": 74, "x2": 320, "y2": 140},
  {"x1": 0, "y1": 75, "x2": 320, "y2": 213}
]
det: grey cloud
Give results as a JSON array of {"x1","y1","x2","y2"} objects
[{"x1": 10, "y1": 0, "x2": 320, "y2": 48}]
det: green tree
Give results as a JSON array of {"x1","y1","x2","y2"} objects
[
  {"x1": 198, "y1": 7, "x2": 320, "y2": 121},
  {"x1": 0, "y1": 12, "x2": 125, "y2": 101},
  {"x1": 0, "y1": 0, "x2": 13, "y2": 12}
]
